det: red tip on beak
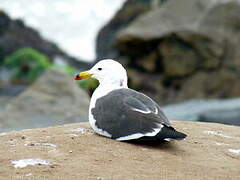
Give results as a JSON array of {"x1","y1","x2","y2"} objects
[
  {"x1": 74, "y1": 72, "x2": 92, "y2": 80},
  {"x1": 74, "y1": 74, "x2": 82, "y2": 80}
]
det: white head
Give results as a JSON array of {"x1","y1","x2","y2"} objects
[{"x1": 74, "y1": 59, "x2": 128, "y2": 87}]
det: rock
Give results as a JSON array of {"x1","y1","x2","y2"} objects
[
  {"x1": 178, "y1": 70, "x2": 240, "y2": 100},
  {"x1": 0, "y1": 96, "x2": 11, "y2": 113},
  {"x1": 97, "y1": 0, "x2": 240, "y2": 104},
  {"x1": 0, "y1": 121, "x2": 239, "y2": 179},
  {"x1": 159, "y1": 36, "x2": 200, "y2": 77},
  {"x1": 0, "y1": 68, "x2": 90, "y2": 132},
  {"x1": 0, "y1": 11, "x2": 89, "y2": 69},
  {"x1": 0, "y1": 85, "x2": 26, "y2": 114},
  {"x1": 96, "y1": 0, "x2": 164, "y2": 60},
  {"x1": 0, "y1": 85, "x2": 26, "y2": 97}
]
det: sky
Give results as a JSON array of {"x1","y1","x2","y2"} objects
[{"x1": 0, "y1": 0, "x2": 126, "y2": 62}]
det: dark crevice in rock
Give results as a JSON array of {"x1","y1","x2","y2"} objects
[
  {"x1": 117, "y1": 38, "x2": 160, "y2": 58},
  {"x1": 96, "y1": 0, "x2": 154, "y2": 60}
]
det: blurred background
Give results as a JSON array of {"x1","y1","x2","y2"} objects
[{"x1": 0, "y1": 0, "x2": 240, "y2": 133}]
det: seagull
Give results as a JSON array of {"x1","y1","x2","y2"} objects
[{"x1": 74, "y1": 59, "x2": 187, "y2": 141}]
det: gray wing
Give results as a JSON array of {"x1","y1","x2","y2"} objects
[{"x1": 91, "y1": 88, "x2": 171, "y2": 140}]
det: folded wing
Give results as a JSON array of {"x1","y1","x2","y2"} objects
[{"x1": 91, "y1": 88, "x2": 186, "y2": 141}]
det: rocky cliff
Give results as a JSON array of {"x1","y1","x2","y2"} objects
[
  {"x1": 0, "y1": 121, "x2": 239, "y2": 180},
  {"x1": 0, "y1": 11, "x2": 89, "y2": 69}
]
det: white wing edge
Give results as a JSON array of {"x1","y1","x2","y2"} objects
[{"x1": 116, "y1": 125, "x2": 163, "y2": 141}]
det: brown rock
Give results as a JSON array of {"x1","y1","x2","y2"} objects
[
  {"x1": 159, "y1": 35, "x2": 199, "y2": 77},
  {"x1": 96, "y1": 0, "x2": 164, "y2": 60},
  {"x1": 0, "y1": 121, "x2": 239, "y2": 180},
  {"x1": 178, "y1": 69, "x2": 240, "y2": 101},
  {"x1": 136, "y1": 52, "x2": 159, "y2": 72}
]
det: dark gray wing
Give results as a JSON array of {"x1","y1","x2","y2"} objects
[{"x1": 91, "y1": 88, "x2": 171, "y2": 140}]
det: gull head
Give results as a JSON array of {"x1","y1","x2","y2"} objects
[{"x1": 74, "y1": 59, "x2": 128, "y2": 87}]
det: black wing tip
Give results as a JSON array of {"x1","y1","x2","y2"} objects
[
  {"x1": 174, "y1": 131, "x2": 187, "y2": 140},
  {"x1": 156, "y1": 126, "x2": 187, "y2": 140},
  {"x1": 172, "y1": 133, "x2": 187, "y2": 141}
]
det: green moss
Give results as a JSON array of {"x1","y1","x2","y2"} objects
[
  {"x1": 3, "y1": 47, "x2": 99, "y2": 93},
  {"x1": 4, "y1": 48, "x2": 51, "y2": 83}
]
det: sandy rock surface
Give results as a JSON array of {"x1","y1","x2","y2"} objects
[{"x1": 0, "y1": 121, "x2": 239, "y2": 180}]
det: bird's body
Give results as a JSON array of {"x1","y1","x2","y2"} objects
[
  {"x1": 88, "y1": 82, "x2": 121, "y2": 138},
  {"x1": 74, "y1": 59, "x2": 187, "y2": 141}
]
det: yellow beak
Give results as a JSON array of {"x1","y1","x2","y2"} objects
[{"x1": 74, "y1": 71, "x2": 92, "y2": 80}]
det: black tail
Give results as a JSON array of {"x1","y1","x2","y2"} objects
[{"x1": 156, "y1": 126, "x2": 187, "y2": 141}]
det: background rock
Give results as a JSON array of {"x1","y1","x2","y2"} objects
[
  {"x1": 0, "y1": 121, "x2": 239, "y2": 180},
  {"x1": 97, "y1": 0, "x2": 240, "y2": 104},
  {"x1": 0, "y1": 85, "x2": 26, "y2": 114},
  {"x1": 96, "y1": 0, "x2": 165, "y2": 60},
  {"x1": 0, "y1": 68, "x2": 90, "y2": 132}
]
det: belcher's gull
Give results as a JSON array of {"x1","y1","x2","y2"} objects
[{"x1": 74, "y1": 59, "x2": 187, "y2": 141}]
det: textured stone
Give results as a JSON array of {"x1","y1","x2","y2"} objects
[
  {"x1": 97, "y1": 0, "x2": 240, "y2": 104},
  {"x1": 96, "y1": 0, "x2": 163, "y2": 60},
  {"x1": 0, "y1": 68, "x2": 90, "y2": 132},
  {"x1": 0, "y1": 121, "x2": 239, "y2": 180}
]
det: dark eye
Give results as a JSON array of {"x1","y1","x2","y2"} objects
[{"x1": 97, "y1": 68, "x2": 102, "y2": 71}]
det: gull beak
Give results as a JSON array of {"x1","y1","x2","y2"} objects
[{"x1": 74, "y1": 71, "x2": 92, "y2": 80}]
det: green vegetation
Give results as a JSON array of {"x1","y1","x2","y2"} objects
[
  {"x1": 4, "y1": 48, "x2": 51, "y2": 83},
  {"x1": 2, "y1": 47, "x2": 98, "y2": 94}
]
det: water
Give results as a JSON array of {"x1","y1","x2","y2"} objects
[{"x1": 0, "y1": 0, "x2": 126, "y2": 61}]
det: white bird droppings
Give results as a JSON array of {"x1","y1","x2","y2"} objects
[
  {"x1": 215, "y1": 142, "x2": 229, "y2": 146},
  {"x1": 11, "y1": 158, "x2": 50, "y2": 168},
  {"x1": 72, "y1": 127, "x2": 93, "y2": 134},
  {"x1": 228, "y1": 149, "x2": 240, "y2": 155},
  {"x1": 25, "y1": 173, "x2": 32, "y2": 177},
  {"x1": 74, "y1": 127, "x2": 88, "y2": 133},
  {"x1": 68, "y1": 134, "x2": 78, "y2": 137}
]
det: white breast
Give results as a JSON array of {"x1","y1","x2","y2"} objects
[{"x1": 89, "y1": 84, "x2": 126, "y2": 137}]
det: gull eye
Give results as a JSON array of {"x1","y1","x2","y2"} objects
[{"x1": 97, "y1": 68, "x2": 102, "y2": 71}]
